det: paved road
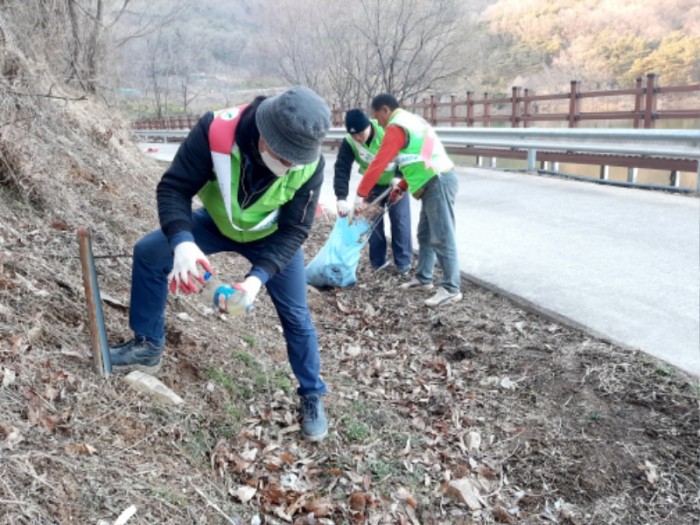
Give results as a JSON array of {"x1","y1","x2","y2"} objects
[{"x1": 141, "y1": 144, "x2": 700, "y2": 376}]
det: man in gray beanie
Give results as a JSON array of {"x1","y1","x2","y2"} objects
[{"x1": 109, "y1": 86, "x2": 332, "y2": 441}]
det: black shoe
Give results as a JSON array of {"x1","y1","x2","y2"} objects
[
  {"x1": 300, "y1": 394, "x2": 328, "y2": 442},
  {"x1": 109, "y1": 336, "x2": 164, "y2": 374}
]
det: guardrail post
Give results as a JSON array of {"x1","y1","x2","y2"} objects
[
  {"x1": 483, "y1": 92, "x2": 490, "y2": 128},
  {"x1": 527, "y1": 149, "x2": 537, "y2": 171},
  {"x1": 644, "y1": 73, "x2": 658, "y2": 129},
  {"x1": 523, "y1": 88, "x2": 531, "y2": 128},
  {"x1": 627, "y1": 167, "x2": 638, "y2": 183},
  {"x1": 450, "y1": 95, "x2": 457, "y2": 127},
  {"x1": 511, "y1": 86, "x2": 521, "y2": 127},
  {"x1": 600, "y1": 165, "x2": 609, "y2": 180},
  {"x1": 568, "y1": 80, "x2": 580, "y2": 128},
  {"x1": 633, "y1": 77, "x2": 644, "y2": 128},
  {"x1": 466, "y1": 92, "x2": 474, "y2": 127},
  {"x1": 670, "y1": 171, "x2": 681, "y2": 188}
]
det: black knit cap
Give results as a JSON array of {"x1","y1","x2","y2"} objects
[
  {"x1": 344, "y1": 109, "x2": 371, "y2": 134},
  {"x1": 255, "y1": 86, "x2": 331, "y2": 165}
]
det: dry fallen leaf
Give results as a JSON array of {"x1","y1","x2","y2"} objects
[
  {"x1": 349, "y1": 491, "x2": 366, "y2": 513},
  {"x1": 641, "y1": 460, "x2": 658, "y2": 485},
  {"x1": 230, "y1": 485, "x2": 257, "y2": 504},
  {"x1": 65, "y1": 443, "x2": 97, "y2": 455},
  {"x1": 2, "y1": 368, "x2": 16, "y2": 388}
]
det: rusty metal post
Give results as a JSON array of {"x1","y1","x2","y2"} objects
[
  {"x1": 483, "y1": 92, "x2": 491, "y2": 128},
  {"x1": 77, "y1": 228, "x2": 112, "y2": 377},
  {"x1": 511, "y1": 86, "x2": 521, "y2": 127},
  {"x1": 633, "y1": 77, "x2": 643, "y2": 128},
  {"x1": 430, "y1": 94, "x2": 437, "y2": 125},
  {"x1": 450, "y1": 95, "x2": 457, "y2": 127},
  {"x1": 568, "y1": 80, "x2": 580, "y2": 128},
  {"x1": 466, "y1": 92, "x2": 474, "y2": 127},
  {"x1": 644, "y1": 73, "x2": 658, "y2": 129},
  {"x1": 523, "y1": 88, "x2": 532, "y2": 128}
]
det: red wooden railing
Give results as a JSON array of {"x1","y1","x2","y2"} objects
[
  {"x1": 331, "y1": 74, "x2": 700, "y2": 129},
  {"x1": 132, "y1": 74, "x2": 699, "y2": 131}
]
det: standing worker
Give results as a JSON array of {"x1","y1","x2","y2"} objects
[
  {"x1": 353, "y1": 94, "x2": 462, "y2": 307},
  {"x1": 109, "y1": 86, "x2": 331, "y2": 441},
  {"x1": 334, "y1": 109, "x2": 412, "y2": 274}
]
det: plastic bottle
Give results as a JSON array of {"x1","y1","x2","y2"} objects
[{"x1": 200, "y1": 272, "x2": 254, "y2": 316}]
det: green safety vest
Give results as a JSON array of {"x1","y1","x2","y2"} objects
[
  {"x1": 345, "y1": 119, "x2": 396, "y2": 185},
  {"x1": 387, "y1": 108, "x2": 454, "y2": 195},
  {"x1": 198, "y1": 106, "x2": 319, "y2": 243}
]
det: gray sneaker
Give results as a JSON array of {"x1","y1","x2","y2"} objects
[
  {"x1": 424, "y1": 287, "x2": 463, "y2": 307},
  {"x1": 399, "y1": 278, "x2": 434, "y2": 291},
  {"x1": 300, "y1": 394, "x2": 328, "y2": 442},
  {"x1": 109, "y1": 336, "x2": 164, "y2": 374}
]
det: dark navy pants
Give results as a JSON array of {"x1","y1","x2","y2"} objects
[
  {"x1": 367, "y1": 184, "x2": 413, "y2": 271},
  {"x1": 127, "y1": 208, "x2": 327, "y2": 396}
]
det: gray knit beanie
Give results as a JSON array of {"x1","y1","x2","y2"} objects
[{"x1": 255, "y1": 86, "x2": 331, "y2": 165}]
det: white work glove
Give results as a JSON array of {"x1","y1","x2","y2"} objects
[
  {"x1": 336, "y1": 199, "x2": 351, "y2": 217},
  {"x1": 390, "y1": 177, "x2": 402, "y2": 188},
  {"x1": 168, "y1": 241, "x2": 213, "y2": 294},
  {"x1": 234, "y1": 275, "x2": 262, "y2": 304},
  {"x1": 352, "y1": 194, "x2": 367, "y2": 216}
]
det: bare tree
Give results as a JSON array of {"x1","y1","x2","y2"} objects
[
  {"x1": 168, "y1": 31, "x2": 206, "y2": 114},
  {"x1": 143, "y1": 31, "x2": 174, "y2": 117},
  {"x1": 350, "y1": 0, "x2": 467, "y2": 101},
  {"x1": 257, "y1": 0, "x2": 326, "y2": 92},
  {"x1": 256, "y1": 0, "x2": 470, "y2": 106},
  {"x1": 4, "y1": 0, "x2": 187, "y2": 94}
]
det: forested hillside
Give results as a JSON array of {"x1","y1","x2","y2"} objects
[{"x1": 484, "y1": 0, "x2": 700, "y2": 90}]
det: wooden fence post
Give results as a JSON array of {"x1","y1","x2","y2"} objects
[
  {"x1": 430, "y1": 94, "x2": 437, "y2": 125},
  {"x1": 511, "y1": 86, "x2": 521, "y2": 127},
  {"x1": 523, "y1": 88, "x2": 531, "y2": 128},
  {"x1": 568, "y1": 80, "x2": 580, "y2": 128},
  {"x1": 483, "y1": 92, "x2": 490, "y2": 128},
  {"x1": 466, "y1": 92, "x2": 474, "y2": 127},
  {"x1": 644, "y1": 73, "x2": 658, "y2": 129},
  {"x1": 633, "y1": 77, "x2": 643, "y2": 129},
  {"x1": 423, "y1": 98, "x2": 430, "y2": 120},
  {"x1": 450, "y1": 95, "x2": 457, "y2": 127}
]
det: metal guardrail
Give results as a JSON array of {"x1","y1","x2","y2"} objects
[{"x1": 133, "y1": 127, "x2": 700, "y2": 191}]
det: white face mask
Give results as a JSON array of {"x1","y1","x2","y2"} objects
[{"x1": 261, "y1": 149, "x2": 290, "y2": 177}]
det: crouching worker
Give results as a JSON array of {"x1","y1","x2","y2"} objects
[{"x1": 110, "y1": 86, "x2": 331, "y2": 441}]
